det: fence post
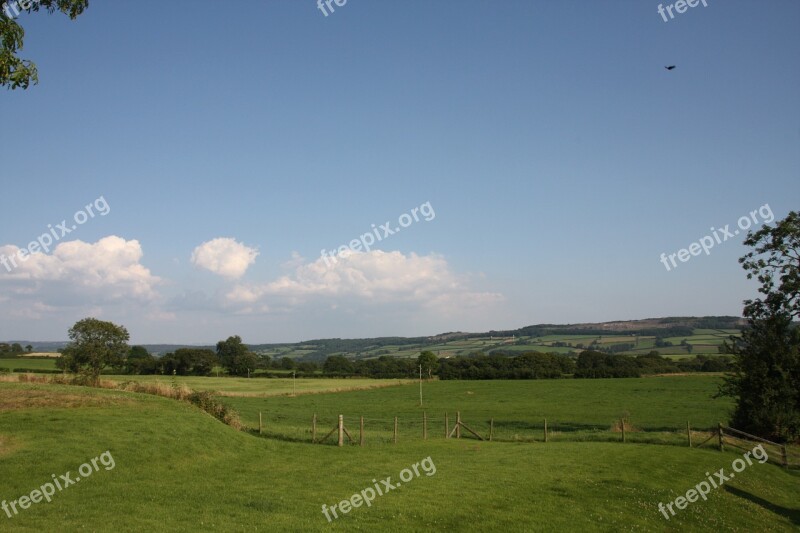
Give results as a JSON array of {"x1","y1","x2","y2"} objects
[
  {"x1": 781, "y1": 445, "x2": 788, "y2": 468},
  {"x1": 312, "y1": 414, "x2": 317, "y2": 443},
  {"x1": 489, "y1": 418, "x2": 494, "y2": 442},
  {"x1": 423, "y1": 412, "x2": 427, "y2": 440},
  {"x1": 687, "y1": 421, "x2": 692, "y2": 448},
  {"x1": 338, "y1": 415, "x2": 344, "y2": 447},
  {"x1": 360, "y1": 416, "x2": 364, "y2": 447},
  {"x1": 621, "y1": 419, "x2": 626, "y2": 443},
  {"x1": 259, "y1": 412, "x2": 263, "y2": 435},
  {"x1": 456, "y1": 412, "x2": 461, "y2": 439},
  {"x1": 445, "y1": 412, "x2": 449, "y2": 439},
  {"x1": 718, "y1": 422, "x2": 724, "y2": 452},
  {"x1": 394, "y1": 416, "x2": 398, "y2": 444},
  {"x1": 544, "y1": 418, "x2": 548, "y2": 443}
]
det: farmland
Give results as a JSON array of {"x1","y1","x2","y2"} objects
[
  {"x1": 1, "y1": 377, "x2": 798, "y2": 531},
  {"x1": 224, "y1": 375, "x2": 734, "y2": 445},
  {"x1": 251, "y1": 329, "x2": 742, "y2": 361}
]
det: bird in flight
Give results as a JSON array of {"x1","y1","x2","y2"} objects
[{"x1": 665, "y1": 65, "x2": 676, "y2": 70}]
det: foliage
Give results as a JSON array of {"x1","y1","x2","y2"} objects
[
  {"x1": 417, "y1": 351, "x2": 438, "y2": 379},
  {"x1": 0, "y1": 342, "x2": 25, "y2": 356},
  {"x1": 1, "y1": 0, "x2": 88, "y2": 89},
  {"x1": 437, "y1": 352, "x2": 573, "y2": 380},
  {"x1": 721, "y1": 211, "x2": 800, "y2": 442},
  {"x1": 322, "y1": 354, "x2": 354, "y2": 375},
  {"x1": 159, "y1": 348, "x2": 217, "y2": 376},
  {"x1": 574, "y1": 351, "x2": 640, "y2": 378},
  {"x1": 187, "y1": 390, "x2": 242, "y2": 430},
  {"x1": 58, "y1": 318, "x2": 130, "y2": 384},
  {"x1": 216, "y1": 336, "x2": 257, "y2": 377},
  {"x1": 125, "y1": 346, "x2": 157, "y2": 375}
]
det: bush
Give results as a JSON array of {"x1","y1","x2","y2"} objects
[{"x1": 188, "y1": 391, "x2": 243, "y2": 430}]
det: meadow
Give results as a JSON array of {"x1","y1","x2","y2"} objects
[
  {"x1": 99, "y1": 375, "x2": 414, "y2": 396},
  {"x1": 0, "y1": 358, "x2": 58, "y2": 372},
  {"x1": 223, "y1": 376, "x2": 734, "y2": 445},
  {"x1": 1, "y1": 380, "x2": 798, "y2": 532}
]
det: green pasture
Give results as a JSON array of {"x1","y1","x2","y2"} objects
[
  {"x1": 1, "y1": 381, "x2": 797, "y2": 532},
  {"x1": 98, "y1": 375, "x2": 413, "y2": 397},
  {"x1": 0, "y1": 358, "x2": 58, "y2": 371},
  {"x1": 224, "y1": 376, "x2": 735, "y2": 445}
]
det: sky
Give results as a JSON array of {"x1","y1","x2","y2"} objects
[{"x1": 1, "y1": 0, "x2": 798, "y2": 344}]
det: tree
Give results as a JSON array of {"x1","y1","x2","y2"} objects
[
  {"x1": 59, "y1": 318, "x2": 130, "y2": 384},
  {"x1": 720, "y1": 211, "x2": 800, "y2": 442},
  {"x1": 216, "y1": 336, "x2": 256, "y2": 377},
  {"x1": 185, "y1": 349, "x2": 217, "y2": 376},
  {"x1": 322, "y1": 355, "x2": 353, "y2": 375},
  {"x1": 417, "y1": 351, "x2": 438, "y2": 379},
  {"x1": 1, "y1": 0, "x2": 88, "y2": 89},
  {"x1": 126, "y1": 346, "x2": 157, "y2": 375}
]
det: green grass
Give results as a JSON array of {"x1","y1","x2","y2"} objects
[
  {"x1": 1, "y1": 381, "x2": 797, "y2": 532},
  {"x1": 223, "y1": 376, "x2": 735, "y2": 445},
  {"x1": 0, "y1": 358, "x2": 58, "y2": 371},
  {"x1": 99, "y1": 375, "x2": 413, "y2": 397}
]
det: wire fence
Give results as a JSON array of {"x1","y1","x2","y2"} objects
[{"x1": 251, "y1": 411, "x2": 799, "y2": 465}]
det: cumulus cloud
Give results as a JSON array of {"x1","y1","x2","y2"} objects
[
  {"x1": 191, "y1": 238, "x2": 259, "y2": 279},
  {"x1": 0, "y1": 235, "x2": 161, "y2": 302},
  {"x1": 224, "y1": 250, "x2": 503, "y2": 314}
]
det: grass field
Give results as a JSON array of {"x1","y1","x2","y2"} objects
[
  {"x1": 98, "y1": 375, "x2": 414, "y2": 397},
  {"x1": 0, "y1": 358, "x2": 58, "y2": 371},
  {"x1": 1, "y1": 381, "x2": 798, "y2": 532},
  {"x1": 223, "y1": 376, "x2": 735, "y2": 445}
]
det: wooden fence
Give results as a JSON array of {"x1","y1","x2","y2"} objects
[{"x1": 256, "y1": 411, "x2": 799, "y2": 466}]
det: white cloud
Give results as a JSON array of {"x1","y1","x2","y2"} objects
[
  {"x1": 224, "y1": 250, "x2": 503, "y2": 315},
  {"x1": 0, "y1": 235, "x2": 161, "y2": 302},
  {"x1": 191, "y1": 238, "x2": 259, "y2": 279}
]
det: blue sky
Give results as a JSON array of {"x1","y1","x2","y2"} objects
[{"x1": 1, "y1": 0, "x2": 798, "y2": 344}]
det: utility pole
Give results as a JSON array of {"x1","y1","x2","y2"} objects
[
  {"x1": 293, "y1": 370, "x2": 296, "y2": 396},
  {"x1": 419, "y1": 364, "x2": 423, "y2": 407}
]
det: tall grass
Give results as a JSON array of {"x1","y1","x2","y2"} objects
[{"x1": 0, "y1": 372, "x2": 243, "y2": 430}]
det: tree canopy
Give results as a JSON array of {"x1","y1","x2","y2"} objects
[
  {"x1": 721, "y1": 211, "x2": 800, "y2": 442},
  {"x1": 216, "y1": 336, "x2": 256, "y2": 377},
  {"x1": 58, "y1": 317, "x2": 130, "y2": 383},
  {"x1": 1, "y1": 0, "x2": 88, "y2": 89}
]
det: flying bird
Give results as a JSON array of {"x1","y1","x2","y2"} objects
[{"x1": 665, "y1": 65, "x2": 676, "y2": 70}]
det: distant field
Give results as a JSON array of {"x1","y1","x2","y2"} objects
[
  {"x1": 99, "y1": 375, "x2": 414, "y2": 397},
  {"x1": 0, "y1": 358, "x2": 58, "y2": 371},
  {"x1": 249, "y1": 328, "x2": 744, "y2": 361}
]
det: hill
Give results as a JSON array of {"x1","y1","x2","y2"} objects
[{"x1": 3, "y1": 316, "x2": 745, "y2": 359}]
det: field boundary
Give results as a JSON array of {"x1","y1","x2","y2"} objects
[{"x1": 252, "y1": 410, "x2": 800, "y2": 463}]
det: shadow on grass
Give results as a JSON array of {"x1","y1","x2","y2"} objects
[{"x1": 724, "y1": 485, "x2": 800, "y2": 526}]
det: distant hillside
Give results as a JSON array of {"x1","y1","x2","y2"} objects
[
  {"x1": 4, "y1": 316, "x2": 745, "y2": 358},
  {"x1": 460, "y1": 316, "x2": 747, "y2": 341}
]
